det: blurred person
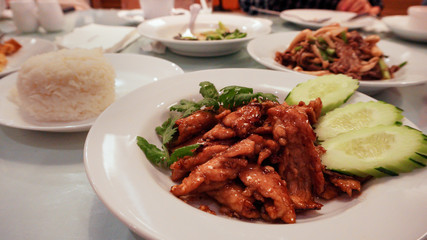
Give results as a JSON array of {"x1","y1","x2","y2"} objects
[
  {"x1": 240, "y1": 0, "x2": 382, "y2": 15},
  {"x1": 58, "y1": 0, "x2": 90, "y2": 10}
]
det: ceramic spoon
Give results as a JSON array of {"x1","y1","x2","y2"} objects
[{"x1": 179, "y1": 4, "x2": 201, "y2": 39}]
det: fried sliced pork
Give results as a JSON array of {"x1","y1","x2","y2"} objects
[
  {"x1": 170, "y1": 156, "x2": 247, "y2": 196},
  {"x1": 222, "y1": 102, "x2": 262, "y2": 137},
  {"x1": 207, "y1": 182, "x2": 260, "y2": 219},
  {"x1": 267, "y1": 100, "x2": 325, "y2": 210},
  {"x1": 170, "y1": 145, "x2": 229, "y2": 181},
  {"x1": 174, "y1": 110, "x2": 217, "y2": 145},
  {"x1": 239, "y1": 164, "x2": 296, "y2": 223}
]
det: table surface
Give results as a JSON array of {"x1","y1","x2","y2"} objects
[{"x1": 0, "y1": 9, "x2": 426, "y2": 240}]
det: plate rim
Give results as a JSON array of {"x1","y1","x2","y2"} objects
[{"x1": 0, "y1": 36, "x2": 58, "y2": 77}]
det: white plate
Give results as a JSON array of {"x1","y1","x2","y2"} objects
[
  {"x1": 0, "y1": 54, "x2": 184, "y2": 132},
  {"x1": 137, "y1": 13, "x2": 271, "y2": 57},
  {"x1": 247, "y1": 32, "x2": 427, "y2": 94},
  {"x1": 0, "y1": 37, "x2": 57, "y2": 77},
  {"x1": 84, "y1": 68, "x2": 427, "y2": 240},
  {"x1": 382, "y1": 16, "x2": 427, "y2": 43},
  {"x1": 280, "y1": 9, "x2": 375, "y2": 29}
]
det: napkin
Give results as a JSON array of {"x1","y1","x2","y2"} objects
[{"x1": 56, "y1": 23, "x2": 140, "y2": 53}]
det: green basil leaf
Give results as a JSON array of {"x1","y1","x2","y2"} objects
[
  {"x1": 136, "y1": 136, "x2": 167, "y2": 165},
  {"x1": 169, "y1": 144, "x2": 200, "y2": 166},
  {"x1": 199, "y1": 81, "x2": 219, "y2": 99}
]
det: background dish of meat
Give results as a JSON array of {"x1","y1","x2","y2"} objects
[
  {"x1": 247, "y1": 32, "x2": 427, "y2": 94},
  {"x1": 84, "y1": 69, "x2": 427, "y2": 240}
]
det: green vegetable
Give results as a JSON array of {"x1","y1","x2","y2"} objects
[
  {"x1": 138, "y1": 114, "x2": 201, "y2": 167},
  {"x1": 398, "y1": 61, "x2": 407, "y2": 68},
  {"x1": 138, "y1": 81, "x2": 278, "y2": 168},
  {"x1": 294, "y1": 46, "x2": 303, "y2": 51},
  {"x1": 202, "y1": 21, "x2": 247, "y2": 40},
  {"x1": 315, "y1": 101, "x2": 404, "y2": 141},
  {"x1": 321, "y1": 125, "x2": 427, "y2": 177},
  {"x1": 317, "y1": 36, "x2": 326, "y2": 44},
  {"x1": 170, "y1": 82, "x2": 278, "y2": 115},
  {"x1": 319, "y1": 48, "x2": 330, "y2": 61},
  {"x1": 378, "y1": 58, "x2": 391, "y2": 79},
  {"x1": 137, "y1": 136, "x2": 200, "y2": 167},
  {"x1": 340, "y1": 31, "x2": 348, "y2": 43},
  {"x1": 155, "y1": 116, "x2": 179, "y2": 144},
  {"x1": 285, "y1": 74, "x2": 359, "y2": 115},
  {"x1": 326, "y1": 48, "x2": 335, "y2": 56},
  {"x1": 169, "y1": 144, "x2": 200, "y2": 164}
]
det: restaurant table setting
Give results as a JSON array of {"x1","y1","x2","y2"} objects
[{"x1": 0, "y1": 4, "x2": 427, "y2": 240}]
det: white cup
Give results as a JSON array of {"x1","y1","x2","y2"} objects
[
  {"x1": 0, "y1": 0, "x2": 6, "y2": 16},
  {"x1": 408, "y1": 6, "x2": 427, "y2": 33},
  {"x1": 37, "y1": 0, "x2": 65, "y2": 32},
  {"x1": 199, "y1": 0, "x2": 213, "y2": 14},
  {"x1": 139, "y1": 0, "x2": 174, "y2": 19},
  {"x1": 10, "y1": 0, "x2": 39, "y2": 33}
]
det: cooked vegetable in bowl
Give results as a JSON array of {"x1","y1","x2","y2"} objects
[{"x1": 175, "y1": 21, "x2": 247, "y2": 41}]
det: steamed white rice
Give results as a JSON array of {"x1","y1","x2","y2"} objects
[{"x1": 16, "y1": 48, "x2": 115, "y2": 122}]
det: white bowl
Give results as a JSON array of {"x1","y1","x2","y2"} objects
[{"x1": 137, "y1": 13, "x2": 271, "y2": 57}]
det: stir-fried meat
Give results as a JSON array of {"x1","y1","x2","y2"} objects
[
  {"x1": 174, "y1": 110, "x2": 217, "y2": 145},
  {"x1": 170, "y1": 145, "x2": 229, "y2": 181},
  {"x1": 199, "y1": 205, "x2": 216, "y2": 215},
  {"x1": 323, "y1": 169, "x2": 361, "y2": 197},
  {"x1": 239, "y1": 164, "x2": 296, "y2": 223},
  {"x1": 222, "y1": 138, "x2": 256, "y2": 158},
  {"x1": 267, "y1": 101, "x2": 325, "y2": 210},
  {"x1": 207, "y1": 183, "x2": 260, "y2": 219},
  {"x1": 170, "y1": 156, "x2": 247, "y2": 196},
  {"x1": 329, "y1": 40, "x2": 362, "y2": 76},
  {"x1": 203, "y1": 123, "x2": 236, "y2": 140},
  {"x1": 303, "y1": 98, "x2": 323, "y2": 124},
  {"x1": 168, "y1": 96, "x2": 366, "y2": 223},
  {"x1": 222, "y1": 102, "x2": 262, "y2": 137},
  {"x1": 246, "y1": 134, "x2": 280, "y2": 165}
]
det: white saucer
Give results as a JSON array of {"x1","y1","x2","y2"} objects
[{"x1": 382, "y1": 15, "x2": 427, "y2": 43}]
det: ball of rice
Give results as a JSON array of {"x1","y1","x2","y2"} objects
[{"x1": 16, "y1": 48, "x2": 115, "y2": 122}]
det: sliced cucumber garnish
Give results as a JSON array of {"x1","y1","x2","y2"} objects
[
  {"x1": 321, "y1": 125, "x2": 427, "y2": 177},
  {"x1": 285, "y1": 74, "x2": 359, "y2": 115},
  {"x1": 315, "y1": 101, "x2": 403, "y2": 141}
]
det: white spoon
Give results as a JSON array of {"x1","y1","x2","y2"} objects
[{"x1": 179, "y1": 3, "x2": 201, "y2": 40}]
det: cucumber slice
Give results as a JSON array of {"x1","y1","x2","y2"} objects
[
  {"x1": 285, "y1": 74, "x2": 358, "y2": 115},
  {"x1": 321, "y1": 125, "x2": 427, "y2": 177},
  {"x1": 315, "y1": 101, "x2": 403, "y2": 141}
]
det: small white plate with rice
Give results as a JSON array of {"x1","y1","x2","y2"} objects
[
  {"x1": 0, "y1": 53, "x2": 184, "y2": 132},
  {"x1": 0, "y1": 37, "x2": 57, "y2": 78}
]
